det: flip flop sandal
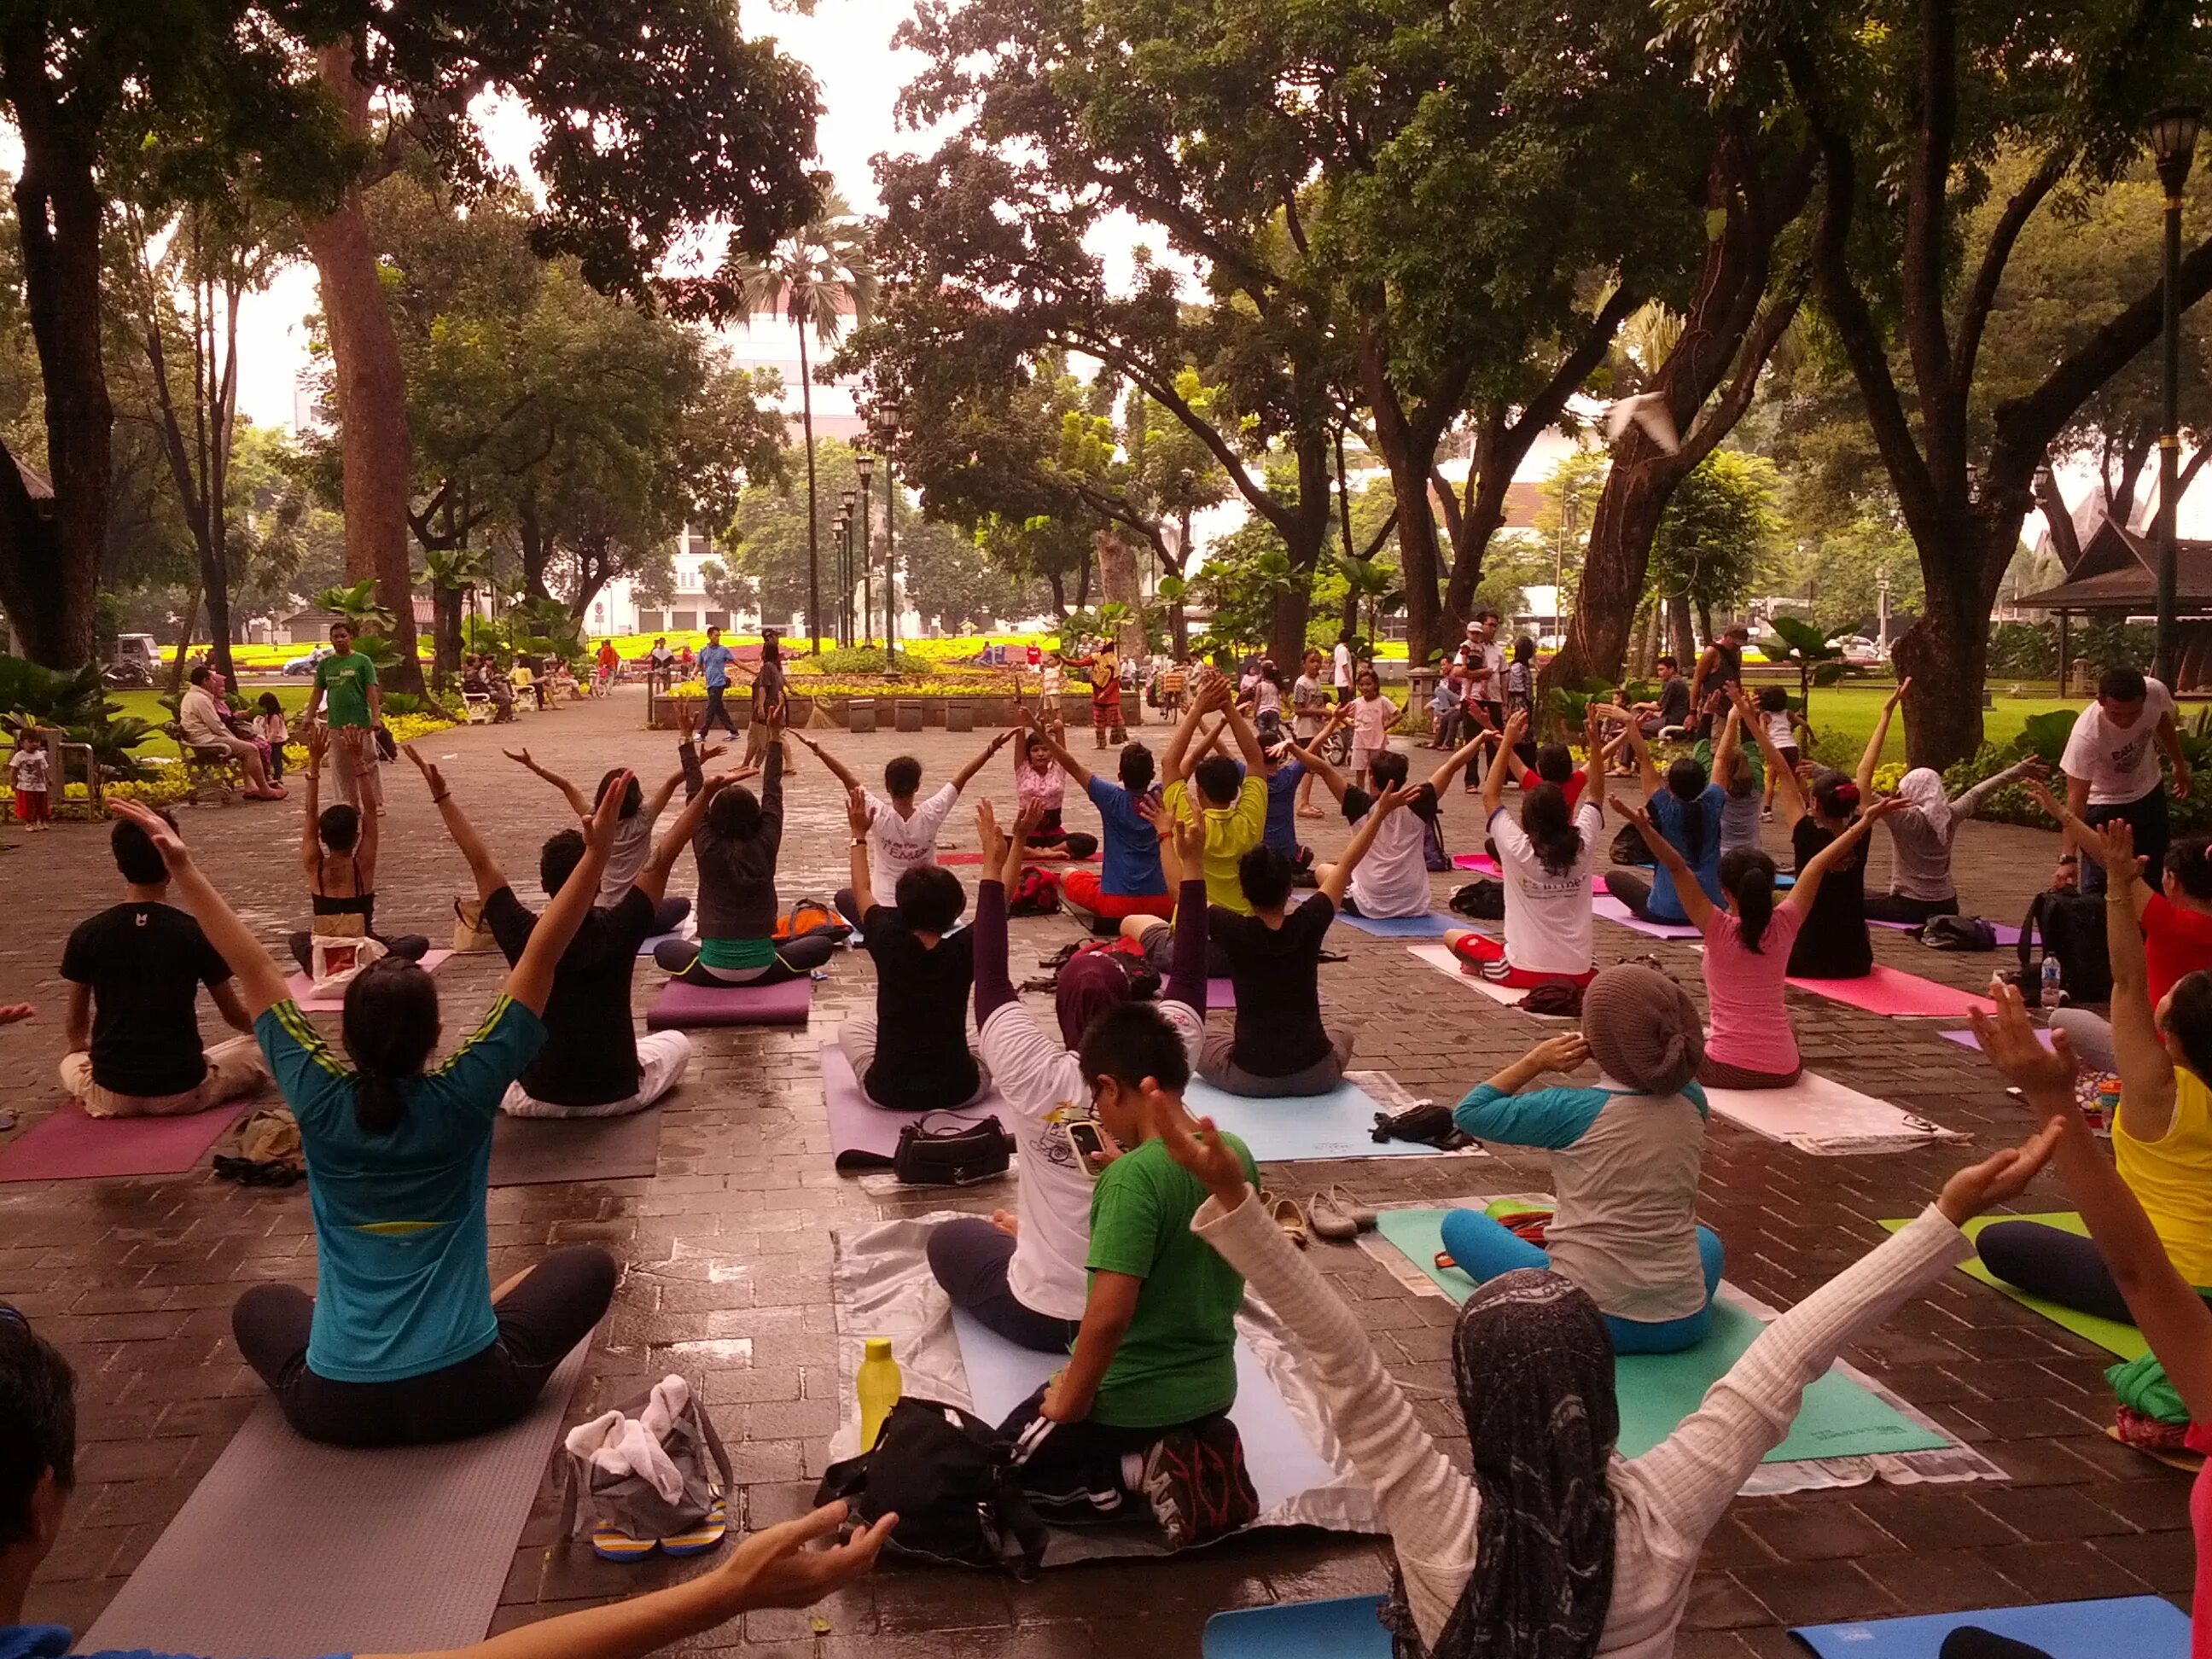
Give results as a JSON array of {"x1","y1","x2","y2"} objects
[
  {"x1": 591, "y1": 1522, "x2": 658, "y2": 1563},
  {"x1": 659, "y1": 1492, "x2": 729, "y2": 1557},
  {"x1": 1307, "y1": 1191, "x2": 1359, "y2": 1243},
  {"x1": 1267, "y1": 1194, "x2": 1308, "y2": 1249}
]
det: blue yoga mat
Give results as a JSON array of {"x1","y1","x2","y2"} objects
[
  {"x1": 950, "y1": 1307, "x2": 1339, "y2": 1517},
  {"x1": 1204, "y1": 1596, "x2": 1391, "y2": 1658},
  {"x1": 1185, "y1": 1075, "x2": 1436, "y2": 1161},
  {"x1": 1335, "y1": 908, "x2": 1452, "y2": 937},
  {"x1": 1792, "y1": 1596, "x2": 2190, "y2": 1659}
]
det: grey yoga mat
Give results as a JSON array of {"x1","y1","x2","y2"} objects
[
  {"x1": 488, "y1": 1105, "x2": 664, "y2": 1186},
  {"x1": 83, "y1": 1342, "x2": 589, "y2": 1659}
]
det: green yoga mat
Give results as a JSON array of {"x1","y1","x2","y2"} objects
[
  {"x1": 1879, "y1": 1212, "x2": 2148, "y2": 1363},
  {"x1": 1372, "y1": 1208, "x2": 1955, "y2": 1462}
]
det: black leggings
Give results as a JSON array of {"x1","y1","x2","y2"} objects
[
  {"x1": 927, "y1": 1217, "x2": 1081, "y2": 1355},
  {"x1": 1862, "y1": 892, "x2": 1959, "y2": 925},
  {"x1": 649, "y1": 894, "x2": 691, "y2": 935},
  {"x1": 231, "y1": 1244, "x2": 616, "y2": 1447},
  {"x1": 655, "y1": 929, "x2": 838, "y2": 986},
  {"x1": 289, "y1": 930, "x2": 430, "y2": 974},
  {"x1": 1602, "y1": 869, "x2": 1687, "y2": 926},
  {"x1": 1976, "y1": 1220, "x2": 2212, "y2": 1327},
  {"x1": 1026, "y1": 809, "x2": 1099, "y2": 861}
]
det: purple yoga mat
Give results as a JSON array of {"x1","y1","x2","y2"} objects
[
  {"x1": 1871, "y1": 917, "x2": 2023, "y2": 946},
  {"x1": 646, "y1": 975, "x2": 812, "y2": 1030},
  {"x1": 1939, "y1": 1026, "x2": 2056, "y2": 1052},
  {"x1": 1591, "y1": 894, "x2": 1702, "y2": 939},
  {"x1": 822, "y1": 1043, "x2": 1004, "y2": 1171},
  {"x1": 0, "y1": 1099, "x2": 249, "y2": 1183},
  {"x1": 1208, "y1": 978, "x2": 1236, "y2": 1010}
]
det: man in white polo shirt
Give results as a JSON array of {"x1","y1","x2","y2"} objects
[{"x1": 2057, "y1": 664, "x2": 2192, "y2": 895}]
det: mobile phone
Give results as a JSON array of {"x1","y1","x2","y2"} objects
[{"x1": 1063, "y1": 1120, "x2": 1108, "y2": 1174}]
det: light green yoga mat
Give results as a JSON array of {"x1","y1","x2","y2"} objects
[
  {"x1": 1879, "y1": 1211, "x2": 2148, "y2": 1363},
  {"x1": 1372, "y1": 1208, "x2": 1956, "y2": 1462}
]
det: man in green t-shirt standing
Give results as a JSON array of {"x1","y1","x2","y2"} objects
[
  {"x1": 301, "y1": 620, "x2": 386, "y2": 814},
  {"x1": 998, "y1": 1001, "x2": 1262, "y2": 1548}
]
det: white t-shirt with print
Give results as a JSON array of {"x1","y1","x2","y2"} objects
[
  {"x1": 1347, "y1": 785, "x2": 1435, "y2": 918},
  {"x1": 977, "y1": 995, "x2": 1206, "y2": 1320},
  {"x1": 2062, "y1": 678, "x2": 2175, "y2": 805},
  {"x1": 1491, "y1": 800, "x2": 1603, "y2": 975},
  {"x1": 864, "y1": 782, "x2": 959, "y2": 899}
]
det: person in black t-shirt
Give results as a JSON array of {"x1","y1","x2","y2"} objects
[
  {"x1": 58, "y1": 812, "x2": 268, "y2": 1117},
  {"x1": 1722, "y1": 689, "x2": 1875, "y2": 981},
  {"x1": 407, "y1": 748, "x2": 696, "y2": 1117},
  {"x1": 1198, "y1": 780, "x2": 1416, "y2": 1096},
  {"x1": 838, "y1": 787, "x2": 985, "y2": 1111}
]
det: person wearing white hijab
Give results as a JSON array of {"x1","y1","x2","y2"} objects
[{"x1": 1855, "y1": 679, "x2": 2044, "y2": 924}]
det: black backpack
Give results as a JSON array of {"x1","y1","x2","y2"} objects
[
  {"x1": 1449, "y1": 880, "x2": 1505, "y2": 921},
  {"x1": 815, "y1": 1396, "x2": 1047, "y2": 1575},
  {"x1": 1918, "y1": 914, "x2": 1999, "y2": 952},
  {"x1": 2014, "y1": 891, "x2": 2113, "y2": 1004}
]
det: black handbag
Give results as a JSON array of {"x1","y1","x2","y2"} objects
[
  {"x1": 1448, "y1": 880, "x2": 1505, "y2": 921},
  {"x1": 815, "y1": 1396, "x2": 1047, "y2": 1575},
  {"x1": 893, "y1": 1114, "x2": 1014, "y2": 1186}
]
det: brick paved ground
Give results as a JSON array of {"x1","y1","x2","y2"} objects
[{"x1": 0, "y1": 690, "x2": 2191, "y2": 1658}]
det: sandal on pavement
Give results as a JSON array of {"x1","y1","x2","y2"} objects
[
  {"x1": 1260, "y1": 1190, "x2": 1308, "y2": 1249},
  {"x1": 1325, "y1": 1183, "x2": 1377, "y2": 1231},
  {"x1": 1308, "y1": 1191, "x2": 1359, "y2": 1243}
]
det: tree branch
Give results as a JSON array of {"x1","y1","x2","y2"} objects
[
  {"x1": 1679, "y1": 278, "x2": 1806, "y2": 472},
  {"x1": 1902, "y1": 0, "x2": 1959, "y2": 430},
  {"x1": 1955, "y1": 146, "x2": 2072, "y2": 394}
]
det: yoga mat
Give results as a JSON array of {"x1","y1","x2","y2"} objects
[
  {"x1": 1185, "y1": 1074, "x2": 1439, "y2": 1161},
  {"x1": 1703, "y1": 1072, "x2": 1966, "y2": 1155},
  {"x1": 1207, "y1": 976, "x2": 1237, "y2": 1010},
  {"x1": 1405, "y1": 943, "x2": 1575, "y2": 1017},
  {"x1": 1938, "y1": 1026, "x2": 2056, "y2": 1053},
  {"x1": 1334, "y1": 908, "x2": 1452, "y2": 937},
  {"x1": 284, "y1": 948, "x2": 455, "y2": 1012},
  {"x1": 938, "y1": 847, "x2": 1099, "y2": 864},
  {"x1": 0, "y1": 1098, "x2": 250, "y2": 1184},
  {"x1": 1592, "y1": 893, "x2": 1703, "y2": 939},
  {"x1": 1371, "y1": 1208, "x2": 1954, "y2": 1462},
  {"x1": 952, "y1": 1305, "x2": 1341, "y2": 1516},
  {"x1": 1787, "y1": 964, "x2": 1998, "y2": 1019},
  {"x1": 487, "y1": 1106, "x2": 663, "y2": 1186},
  {"x1": 1871, "y1": 918, "x2": 2023, "y2": 946},
  {"x1": 81, "y1": 1342, "x2": 590, "y2": 1659},
  {"x1": 823, "y1": 1043, "x2": 1004, "y2": 1172},
  {"x1": 1451, "y1": 852, "x2": 1499, "y2": 874},
  {"x1": 1881, "y1": 1212, "x2": 2147, "y2": 1362},
  {"x1": 637, "y1": 916, "x2": 699, "y2": 956},
  {"x1": 1204, "y1": 1597, "x2": 1391, "y2": 1659},
  {"x1": 1792, "y1": 1596, "x2": 2190, "y2": 1659},
  {"x1": 646, "y1": 974, "x2": 812, "y2": 1029}
]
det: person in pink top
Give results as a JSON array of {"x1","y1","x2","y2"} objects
[
  {"x1": 1617, "y1": 792, "x2": 1904, "y2": 1089},
  {"x1": 1346, "y1": 667, "x2": 1400, "y2": 789}
]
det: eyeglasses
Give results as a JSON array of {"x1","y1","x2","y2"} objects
[{"x1": 0, "y1": 1304, "x2": 26, "y2": 1330}]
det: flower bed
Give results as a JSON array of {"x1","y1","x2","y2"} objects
[{"x1": 649, "y1": 686, "x2": 1064, "y2": 732}]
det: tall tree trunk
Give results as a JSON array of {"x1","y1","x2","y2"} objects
[
  {"x1": 1629, "y1": 597, "x2": 1660, "y2": 678},
  {"x1": 1266, "y1": 434, "x2": 1334, "y2": 667},
  {"x1": 0, "y1": 49, "x2": 108, "y2": 668},
  {"x1": 799, "y1": 325, "x2": 821, "y2": 653},
  {"x1": 167, "y1": 584, "x2": 201, "y2": 696},
  {"x1": 1093, "y1": 528, "x2": 1145, "y2": 663},
  {"x1": 1046, "y1": 569, "x2": 1068, "y2": 617},
  {"x1": 300, "y1": 40, "x2": 421, "y2": 693},
  {"x1": 1359, "y1": 334, "x2": 1458, "y2": 667},
  {"x1": 2034, "y1": 461, "x2": 2081, "y2": 569},
  {"x1": 434, "y1": 588, "x2": 463, "y2": 683},
  {"x1": 1666, "y1": 594, "x2": 1697, "y2": 667}
]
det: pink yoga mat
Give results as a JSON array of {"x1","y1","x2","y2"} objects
[
  {"x1": 285, "y1": 950, "x2": 455, "y2": 1013},
  {"x1": 0, "y1": 1099, "x2": 249, "y2": 1183},
  {"x1": 1207, "y1": 978, "x2": 1236, "y2": 1010},
  {"x1": 822, "y1": 1044, "x2": 1003, "y2": 1171},
  {"x1": 647, "y1": 975, "x2": 813, "y2": 1030},
  {"x1": 1452, "y1": 853, "x2": 1500, "y2": 874},
  {"x1": 1788, "y1": 964, "x2": 1999, "y2": 1019}
]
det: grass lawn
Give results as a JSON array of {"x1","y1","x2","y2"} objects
[
  {"x1": 1788, "y1": 682, "x2": 2074, "y2": 769},
  {"x1": 104, "y1": 685, "x2": 315, "y2": 760}
]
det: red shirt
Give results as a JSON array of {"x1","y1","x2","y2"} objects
[
  {"x1": 2186, "y1": 1420, "x2": 2212, "y2": 1655},
  {"x1": 2145, "y1": 893, "x2": 2212, "y2": 1005},
  {"x1": 1518, "y1": 766, "x2": 1588, "y2": 807}
]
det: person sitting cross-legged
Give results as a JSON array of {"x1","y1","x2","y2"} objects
[
  {"x1": 1014, "y1": 711, "x2": 1173, "y2": 924},
  {"x1": 793, "y1": 727, "x2": 1014, "y2": 927},
  {"x1": 505, "y1": 744, "x2": 705, "y2": 935},
  {"x1": 1438, "y1": 969, "x2": 1723, "y2": 1355},
  {"x1": 1199, "y1": 781, "x2": 1416, "y2": 1097},
  {"x1": 997, "y1": 1014, "x2": 1262, "y2": 1548},
  {"x1": 655, "y1": 733, "x2": 841, "y2": 987},
  {"x1": 57, "y1": 812, "x2": 271, "y2": 1118},
  {"x1": 1159, "y1": 1085, "x2": 2062, "y2": 1656},
  {"x1": 413, "y1": 748, "x2": 692, "y2": 1121},
  {"x1": 100, "y1": 780, "x2": 630, "y2": 1449},
  {"x1": 1299, "y1": 724, "x2": 1489, "y2": 920},
  {"x1": 838, "y1": 786, "x2": 986, "y2": 1113},
  {"x1": 292, "y1": 726, "x2": 429, "y2": 976},
  {"x1": 0, "y1": 1304, "x2": 896, "y2": 1659},
  {"x1": 927, "y1": 799, "x2": 1212, "y2": 1355}
]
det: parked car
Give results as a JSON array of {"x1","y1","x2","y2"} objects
[
  {"x1": 282, "y1": 645, "x2": 329, "y2": 677},
  {"x1": 1840, "y1": 635, "x2": 1887, "y2": 667}
]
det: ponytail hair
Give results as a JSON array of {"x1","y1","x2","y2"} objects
[
  {"x1": 1718, "y1": 848, "x2": 1778, "y2": 953},
  {"x1": 1520, "y1": 782, "x2": 1583, "y2": 877},
  {"x1": 1667, "y1": 756, "x2": 1709, "y2": 865},
  {"x1": 341, "y1": 958, "x2": 441, "y2": 1134}
]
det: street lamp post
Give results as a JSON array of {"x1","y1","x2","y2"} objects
[
  {"x1": 840, "y1": 488, "x2": 859, "y2": 648},
  {"x1": 2151, "y1": 105, "x2": 2203, "y2": 687},
  {"x1": 883, "y1": 450, "x2": 899, "y2": 655},
  {"x1": 834, "y1": 507, "x2": 851, "y2": 648},
  {"x1": 856, "y1": 453, "x2": 876, "y2": 649}
]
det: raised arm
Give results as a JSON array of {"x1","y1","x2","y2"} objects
[
  {"x1": 107, "y1": 801, "x2": 290, "y2": 1018},
  {"x1": 502, "y1": 777, "x2": 632, "y2": 1017},
  {"x1": 1161, "y1": 675, "x2": 1227, "y2": 786},
  {"x1": 405, "y1": 748, "x2": 506, "y2": 902},
  {"x1": 1481, "y1": 708, "x2": 1527, "y2": 819},
  {"x1": 504, "y1": 747, "x2": 591, "y2": 818},
  {"x1": 1947, "y1": 755, "x2": 2045, "y2": 824},
  {"x1": 971, "y1": 799, "x2": 1018, "y2": 1025},
  {"x1": 1618, "y1": 707, "x2": 1662, "y2": 798},
  {"x1": 789, "y1": 731, "x2": 859, "y2": 793},
  {"x1": 1856, "y1": 677, "x2": 1909, "y2": 802},
  {"x1": 1291, "y1": 707, "x2": 1354, "y2": 804},
  {"x1": 299, "y1": 728, "x2": 327, "y2": 874},
  {"x1": 1728, "y1": 687, "x2": 1806, "y2": 828},
  {"x1": 1022, "y1": 710, "x2": 1094, "y2": 791},
  {"x1": 356, "y1": 773, "x2": 383, "y2": 890},
  {"x1": 1427, "y1": 725, "x2": 1490, "y2": 795},
  {"x1": 1218, "y1": 690, "x2": 1268, "y2": 777},
  {"x1": 1712, "y1": 701, "x2": 1743, "y2": 783},
  {"x1": 1318, "y1": 785, "x2": 1418, "y2": 905},
  {"x1": 2093, "y1": 818, "x2": 2179, "y2": 1138},
  {"x1": 1784, "y1": 795, "x2": 1904, "y2": 916},
  {"x1": 637, "y1": 768, "x2": 750, "y2": 906},
  {"x1": 2024, "y1": 777, "x2": 2153, "y2": 919},
  {"x1": 1617, "y1": 796, "x2": 1713, "y2": 930},
  {"x1": 1580, "y1": 702, "x2": 1613, "y2": 817},
  {"x1": 844, "y1": 789, "x2": 877, "y2": 918},
  {"x1": 952, "y1": 728, "x2": 1015, "y2": 792}
]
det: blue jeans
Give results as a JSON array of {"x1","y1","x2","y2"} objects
[{"x1": 1437, "y1": 1210, "x2": 1726, "y2": 1354}]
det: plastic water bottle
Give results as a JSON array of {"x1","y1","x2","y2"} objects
[
  {"x1": 2040, "y1": 952, "x2": 2064, "y2": 1010},
  {"x1": 857, "y1": 1336, "x2": 903, "y2": 1452}
]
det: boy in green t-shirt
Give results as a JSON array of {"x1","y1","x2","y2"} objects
[{"x1": 998, "y1": 1000, "x2": 1262, "y2": 1547}]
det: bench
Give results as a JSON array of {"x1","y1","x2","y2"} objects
[
  {"x1": 461, "y1": 692, "x2": 495, "y2": 725},
  {"x1": 164, "y1": 723, "x2": 243, "y2": 806}
]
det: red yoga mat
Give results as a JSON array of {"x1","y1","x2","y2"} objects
[
  {"x1": 936, "y1": 848, "x2": 1100, "y2": 866},
  {"x1": 1787, "y1": 963, "x2": 1999, "y2": 1019},
  {"x1": 0, "y1": 1099, "x2": 249, "y2": 1183}
]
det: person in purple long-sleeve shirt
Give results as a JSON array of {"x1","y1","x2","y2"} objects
[{"x1": 924, "y1": 798, "x2": 1211, "y2": 1353}]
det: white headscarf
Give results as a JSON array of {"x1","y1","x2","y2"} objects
[{"x1": 1894, "y1": 767, "x2": 1956, "y2": 845}]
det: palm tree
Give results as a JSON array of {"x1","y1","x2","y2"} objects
[{"x1": 724, "y1": 190, "x2": 878, "y2": 655}]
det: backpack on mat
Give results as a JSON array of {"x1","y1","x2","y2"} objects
[
  {"x1": 1448, "y1": 880, "x2": 1505, "y2": 922},
  {"x1": 1010, "y1": 865, "x2": 1061, "y2": 917},
  {"x1": 774, "y1": 898, "x2": 849, "y2": 942},
  {"x1": 815, "y1": 1396, "x2": 1047, "y2": 1576},
  {"x1": 2013, "y1": 891, "x2": 2112, "y2": 1004},
  {"x1": 1918, "y1": 914, "x2": 1999, "y2": 952}
]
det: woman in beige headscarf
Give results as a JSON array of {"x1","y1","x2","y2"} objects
[{"x1": 1435, "y1": 964, "x2": 1726, "y2": 1355}]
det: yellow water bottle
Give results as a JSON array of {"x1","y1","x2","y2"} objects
[{"x1": 857, "y1": 1336, "x2": 903, "y2": 1451}]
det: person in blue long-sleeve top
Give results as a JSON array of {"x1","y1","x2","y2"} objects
[{"x1": 1441, "y1": 963, "x2": 1725, "y2": 1354}]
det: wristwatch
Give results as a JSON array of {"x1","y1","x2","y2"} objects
[{"x1": 848, "y1": 836, "x2": 866, "y2": 848}]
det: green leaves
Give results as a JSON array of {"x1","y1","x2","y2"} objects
[{"x1": 2015, "y1": 710, "x2": 2078, "y2": 766}]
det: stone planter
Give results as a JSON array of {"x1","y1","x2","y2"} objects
[
  {"x1": 895, "y1": 700, "x2": 926, "y2": 733},
  {"x1": 945, "y1": 700, "x2": 975, "y2": 733},
  {"x1": 848, "y1": 698, "x2": 877, "y2": 733}
]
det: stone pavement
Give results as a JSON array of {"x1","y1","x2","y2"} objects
[{"x1": 0, "y1": 690, "x2": 2192, "y2": 1658}]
